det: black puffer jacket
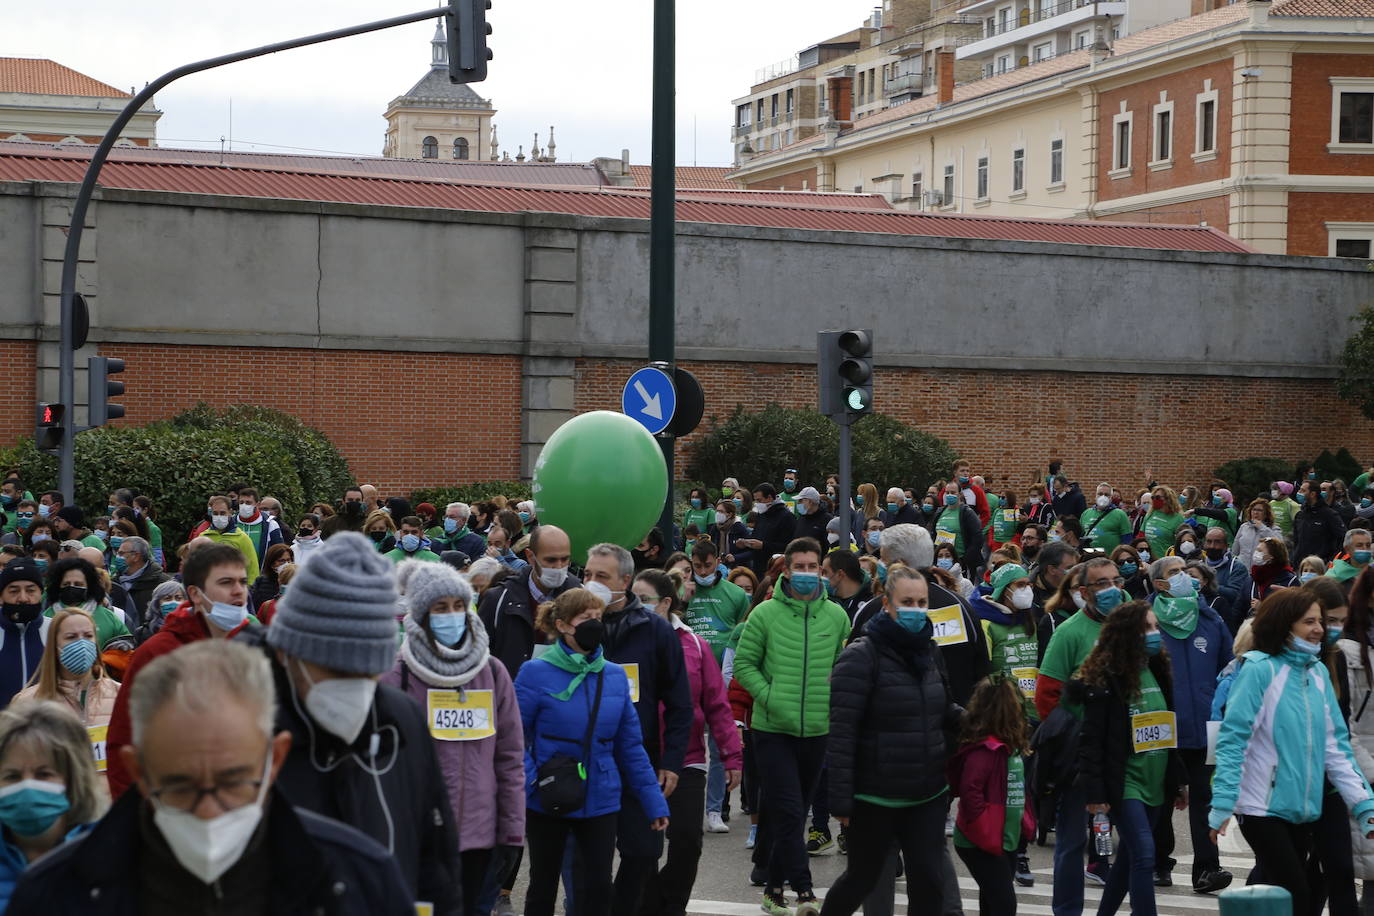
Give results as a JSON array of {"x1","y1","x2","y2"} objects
[
  {"x1": 1077, "y1": 658, "x2": 1187, "y2": 810},
  {"x1": 478, "y1": 569, "x2": 582, "y2": 678},
  {"x1": 750, "y1": 502, "x2": 797, "y2": 577},
  {"x1": 827, "y1": 612, "x2": 963, "y2": 817}
]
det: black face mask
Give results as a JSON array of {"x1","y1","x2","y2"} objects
[
  {"x1": 369, "y1": 530, "x2": 386, "y2": 542},
  {"x1": 1204, "y1": 547, "x2": 1226, "y2": 561},
  {"x1": 1022, "y1": 544, "x2": 1041, "y2": 561},
  {"x1": 3, "y1": 602, "x2": 41, "y2": 625},
  {"x1": 572, "y1": 619, "x2": 605, "y2": 652},
  {"x1": 344, "y1": 501, "x2": 364, "y2": 517},
  {"x1": 57, "y1": 585, "x2": 88, "y2": 606}
]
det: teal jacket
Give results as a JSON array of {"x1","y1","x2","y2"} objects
[
  {"x1": 1210, "y1": 647, "x2": 1374, "y2": 830},
  {"x1": 732, "y1": 579, "x2": 849, "y2": 738}
]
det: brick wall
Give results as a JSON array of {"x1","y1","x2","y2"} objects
[
  {"x1": 576, "y1": 357, "x2": 1374, "y2": 490},
  {"x1": 1290, "y1": 53, "x2": 1374, "y2": 177},
  {"x1": 0, "y1": 341, "x2": 36, "y2": 447},
  {"x1": 1287, "y1": 191, "x2": 1374, "y2": 256},
  {"x1": 743, "y1": 166, "x2": 820, "y2": 192},
  {"x1": 1096, "y1": 59, "x2": 1232, "y2": 202},
  {"x1": 95, "y1": 344, "x2": 522, "y2": 495},
  {"x1": 1099, "y1": 194, "x2": 1230, "y2": 230}
]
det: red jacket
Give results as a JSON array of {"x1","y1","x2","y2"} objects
[
  {"x1": 728, "y1": 677, "x2": 754, "y2": 729},
  {"x1": 662, "y1": 623, "x2": 742, "y2": 770},
  {"x1": 106, "y1": 605, "x2": 211, "y2": 799},
  {"x1": 947, "y1": 737, "x2": 1035, "y2": 856}
]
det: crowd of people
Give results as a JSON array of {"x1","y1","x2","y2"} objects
[{"x1": 0, "y1": 460, "x2": 1370, "y2": 914}]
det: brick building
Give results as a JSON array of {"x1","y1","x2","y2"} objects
[
  {"x1": 729, "y1": 0, "x2": 1374, "y2": 257},
  {"x1": 0, "y1": 58, "x2": 159, "y2": 147}
]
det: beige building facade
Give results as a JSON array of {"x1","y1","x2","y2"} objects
[
  {"x1": 383, "y1": 24, "x2": 496, "y2": 161},
  {"x1": 0, "y1": 58, "x2": 159, "y2": 147}
]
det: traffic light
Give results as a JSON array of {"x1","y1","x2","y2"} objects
[
  {"x1": 88, "y1": 356, "x2": 126, "y2": 426},
  {"x1": 35, "y1": 403, "x2": 65, "y2": 454},
  {"x1": 817, "y1": 329, "x2": 874, "y2": 418},
  {"x1": 447, "y1": 0, "x2": 492, "y2": 84}
]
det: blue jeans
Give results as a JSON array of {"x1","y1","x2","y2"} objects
[
  {"x1": 706, "y1": 732, "x2": 726, "y2": 815},
  {"x1": 1098, "y1": 800, "x2": 1160, "y2": 916},
  {"x1": 1053, "y1": 783, "x2": 1088, "y2": 916}
]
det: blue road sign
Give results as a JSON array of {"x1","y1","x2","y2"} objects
[{"x1": 622, "y1": 366, "x2": 676, "y2": 435}]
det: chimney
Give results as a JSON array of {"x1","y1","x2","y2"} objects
[
  {"x1": 937, "y1": 50, "x2": 955, "y2": 105},
  {"x1": 1248, "y1": 0, "x2": 1272, "y2": 27},
  {"x1": 828, "y1": 73, "x2": 854, "y2": 123}
]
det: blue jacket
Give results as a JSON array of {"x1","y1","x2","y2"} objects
[
  {"x1": 513, "y1": 646, "x2": 669, "y2": 821},
  {"x1": 0, "y1": 617, "x2": 48, "y2": 710},
  {"x1": 1211, "y1": 647, "x2": 1374, "y2": 830},
  {"x1": 0, "y1": 836, "x2": 26, "y2": 912},
  {"x1": 1204, "y1": 555, "x2": 1249, "y2": 629},
  {"x1": 1155, "y1": 598, "x2": 1233, "y2": 748},
  {"x1": 600, "y1": 597, "x2": 693, "y2": 774}
]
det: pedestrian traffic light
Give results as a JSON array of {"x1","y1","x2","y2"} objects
[
  {"x1": 447, "y1": 0, "x2": 492, "y2": 84},
  {"x1": 88, "y1": 356, "x2": 126, "y2": 426},
  {"x1": 818, "y1": 329, "x2": 874, "y2": 418},
  {"x1": 35, "y1": 403, "x2": 64, "y2": 454}
]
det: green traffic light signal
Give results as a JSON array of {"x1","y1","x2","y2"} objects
[{"x1": 846, "y1": 388, "x2": 869, "y2": 411}]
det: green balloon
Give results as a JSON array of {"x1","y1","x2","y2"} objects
[{"x1": 533, "y1": 411, "x2": 668, "y2": 561}]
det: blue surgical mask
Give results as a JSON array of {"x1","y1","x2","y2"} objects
[
  {"x1": 160, "y1": 600, "x2": 181, "y2": 615},
  {"x1": 1119, "y1": 561, "x2": 1139, "y2": 577},
  {"x1": 876, "y1": 561, "x2": 888, "y2": 585},
  {"x1": 867, "y1": 531, "x2": 881, "y2": 548},
  {"x1": 429, "y1": 612, "x2": 467, "y2": 647},
  {"x1": 206, "y1": 601, "x2": 247, "y2": 632},
  {"x1": 112, "y1": 556, "x2": 127, "y2": 575},
  {"x1": 1144, "y1": 631, "x2": 1163, "y2": 656},
  {"x1": 1166, "y1": 571, "x2": 1194, "y2": 597},
  {"x1": 0, "y1": 780, "x2": 70, "y2": 837},
  {"x1": 1213, "y1": 495, "x2": 1224, "y2": 507},
  {"x1": 783, "y1": 480, "x2": 796, "y2": 492},
  {"x1": 59, "y1": 638, "x2": 97, "y2": 675},
  {"x1": 1094, "y1": 586, "x2": 1124, "y2": 614},
  {"x1": 443, "y1": 518, "x2": 458, "y2": 534},
  {"x1": 855, "y1": 495, "x2": 864, "y2": 507},
  {"x1": 1299, "y1": 571, "x2": 1319, "y2": 583},
  {"x1": 34, "y1": 559, "x2": 48, "y2": 573},
  {"x1": 894, "y1": 607, "x2": 928, "y2": 634},
  {"x1": 1296, "y1": 493, "x2": 1307, "y2": 505},
  {"x1": 1355, "y1": 550, "x2": 1372, "y2": 566},
  {"x1": 37, "y1": 505, "x2": 49, "y2": 518},
  {"x1": 694, "y1": 572, "x2": 716, "y2": 587},
  {"x1": 789, "y1": 572, "x2": 820, "y2": 597},
  {"x1": 94, "y1": 530, "x2": 108, "y2": 542},
  {"x1": 936, "y1": 557, "x2": 954, "y2": 570},
  {"x1": 733, "y1": 498, "x2": 743, "y2": 509},
  {"x1": 400, "y1": 534, "x2": 421, "y2": 552},
  {"x1": 943, "y1": 494, "x2": 958, "y2": 506},
  {"x1": 1363, "y1": 498, "x2": 1372, "y2": 509},
  {"x1": 518, "y1": 512, "x2": 531, "y2": 524},
  {"x1": 1290, "y1": 635, "x2": 1322, "y2": 656},
  {"x1": 690, "y1": 499, "x2": 703, "y2": 509},
  {"x1": 886, "y1": 502, "x2": 899, "y2": 514},
  {"x1": 1326, "y1": 626, "x2": 1343, "y2": 647},
  {"x1": 106, "y1": 505, "x2": 117, "y2": 516}
]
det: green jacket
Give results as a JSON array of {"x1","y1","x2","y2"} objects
[
  {"x1": 384, "y1": 548, "x2": 442, "y2": 564},
  {"x1": 732, "y1": 580, "x2": 849, "y2": 738},
  {"x1": 203, "y1": 528, "x2": 260, "y2": 584}
]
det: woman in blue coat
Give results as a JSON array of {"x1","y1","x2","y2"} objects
[{"x1": 514, "y1": 587, "x2": 669, "y2": 916}]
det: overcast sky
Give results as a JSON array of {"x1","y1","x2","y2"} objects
[{"x1": 10, "y1": 1, "x2": 864, "y2": 167}]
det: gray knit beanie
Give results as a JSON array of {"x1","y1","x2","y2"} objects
[
  {"x1": 267, "y1": 531, "x2": 399, "y2": 675},
  {"x1": 404, "y1": 561, "x2": 474, "y2": 623}
]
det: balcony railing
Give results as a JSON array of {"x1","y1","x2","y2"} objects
[
  {"x1": 885, "y1": 72, "x2": 924, "y2": 96},
  {"x1": 732, "y1": 123, "x2": 754, "y2": 138},
  {"x1": 979, "y1": 0, "x2": 1098, "y2": 38}
]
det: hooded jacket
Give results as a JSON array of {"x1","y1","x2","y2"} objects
[
  {"x1": 1293, "y1": 501, "x2": 1347, "y2": 564},
  {"x1": 1210, "y1": 646, "x2": 1374, "y2": 830},
  {"x1": 0, "y1": 612, "x2": 49, "y2": 711},
  {"x1": 749, "y1": 502, "x2": 797, "y2": 577},
  {"x1": 1153, "y1": 597, "x2": 1233, "y2": 748},
  {"x1": 731, "y1": 578, "x2": 849, "y2": 738},
  {"x1": 948, "y1": 737, "x2": 1035, "y2": 856},
  {"x1": 665, "y1": 618, "x2": 743, "y2": 770}
]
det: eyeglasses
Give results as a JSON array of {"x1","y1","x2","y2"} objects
[
  {"x1": 148, "y1": 775, "x2": 264, "y2": 813},
  {"x1": 1087, "y1": 577, "x2": 1126, "y2": 589}
]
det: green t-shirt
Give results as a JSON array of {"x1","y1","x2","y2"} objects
[
  {"x1": 935, "y1": 508, "x2": 964, "y2": 555},
  {"x1": 45, "y1": 602, "x2": 131, "y2": 649},
  {"x1": 383, "y1": 548, "x2": 441, "y2": 564},
  {"x1": 145, "y1": 518, "x2": 163, "y2": 549},
  {"x1": 1270, "y1": 498, "x2": 1299, "y2": 539},
  {"x1": 991, "y1": 505, "x2": 1019, "y2": 544},
  {"x1": 1141, "y1": 512, "x2": 1185, "y2": 562},
  {"x1": 983, "y1": 618, "x2": 1040, "y2": 721},
  {"x1": 682, "y1": 507, "x2": 715, "y2": 537},
  {"x1": 1079, "y1": 507, "x2": 1132, "y2": 549},
  {"x1": 1123, "y1": 668, "x2": 1169, "y2": 806},
  {"x1": 684, "y1": 577, "x2": 750, "y2": 663},
  {"x1": 1038, "y1": 611, "x2": 1103, "y2": 715},
  {"x1": 983, "y1": 494, "x2": 1003, "y2": 536}
]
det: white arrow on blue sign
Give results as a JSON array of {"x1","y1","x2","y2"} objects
[{"x1": 622, "y1": 366, "x2": 676, "y2": 435}]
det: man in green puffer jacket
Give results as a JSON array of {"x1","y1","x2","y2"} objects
[{"x1": 733, "y1": 536, "x2": 849, "y2": 915}]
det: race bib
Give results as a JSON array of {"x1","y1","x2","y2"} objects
[
  {"x1": 622, "y1": 663, "x2": 641, "y2": 703},
  {"x1": 1002, "y1": 508, "x2": 1018, "y2": 524},
  {"x1": 427, "y1": 689, "x2": 496, "y2": 741},
  {"x1": 88, "y1": 724, "x2": 108, "y2": 773},
  {"x1": 1011, "y1": 666, "x2": 1038, "y2": 700},
  {"x1": 1131, "y1": 711, "x2": 1177, "y2": 753},
  {"x1": 935, "y1": 529, "x2": 957, "y2": 546},
  {"x1": 416, "y1": 904, "x2": 434, "y2": 916},
  {"x1": 928, "y1": 605, "x2": 968, "y2": 646}
]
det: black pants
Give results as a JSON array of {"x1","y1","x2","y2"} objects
[
  {"x1": 1309, "y1": 789, "x2": 1359, "y2": 916},
  {"x1": 639, "y1": 768, "x2": 706, "y2": 916},
  {"x1": 1152, "y1": 747, "x2": 1218, "y2": 882},
  {"x1": 752, "y1": 731, "x2": 828, "y2": 893},
  {"x1": 526, "y1": 809, "x2": 617, "y2": 916},
  {"x1": 812, "y1": 765, "x2": 831, "y2": 833},
  {"x1": 741, "y1": 728, "x2": 760, "y2": 815},
  {"x1": 459, "y1": 847, "x2": 493, "y2": 916},
  {"x1": 611, "y1": 790, "x2": 665, "y2": 916},
  {"x1": 956, "y1": 845, "x2": 1017, "y2": 916},
  {"x1": 818, "y1": 797, "x2": 947, "y2": 915},
  {"x1": 1239, "y1": 814, "x2": 1314, "y2": 916}
]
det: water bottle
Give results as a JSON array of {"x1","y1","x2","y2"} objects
[{"x1": 1092, "y1": 811, "x2": 1113, "y2": 857}]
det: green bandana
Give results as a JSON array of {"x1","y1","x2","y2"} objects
[
  {"x1": 540, "y1": 641, "x2": 606, "y2": 701},
  {"x1": 1328, "y1": 558, "x2": 1362, "y2": 583},
  {"x1": 1153, "y1": 594, "x2": 1199, "y2": 639}
]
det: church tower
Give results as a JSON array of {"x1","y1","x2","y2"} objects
[{"x1": 383, "y1": 22, "x2": 496, "y2": 160}]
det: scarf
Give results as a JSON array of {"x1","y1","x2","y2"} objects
[
  {"x1": 1329, "y1": 558, "x2": 1363, "y2": 583},
  {"x1": 399, "y1": 610, "x2": 490, "y2": 688},
  {"x1": 540, "y1": 641, "x2": 606, "y2": 701},
  {"x1": 1250, "y1": 562, "x2": 1291, "y2": 593},
  {"x1": 1153, "y1": 594, "x2": 1199, "y2": 639},
  {"x1": 865, "y1": 609, "x2": 934, "y2": 673}
]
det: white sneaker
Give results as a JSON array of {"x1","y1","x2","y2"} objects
[{"x1": 706, "y1": 811, "x2": 730, "y2": 833}]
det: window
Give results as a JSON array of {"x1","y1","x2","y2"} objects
[
  {"x1": 912, "y1": 171, "x2": 923, "y2": 206},
  {"x1": 985, "y1": 16, "x2": 996, "y2": 38},
  {"x1": 976, "y1": 156, "x2": 989, "y2": 199},
  {"x1": 997, "y1": 56, "x2": 1010, "y2": 74},
  {"x1": 1337, "y1": 238, "x2": 1372, "y2": 258},
  {"x1": 1034, "y1": 43, "x2": 1051, "y2": 62},
  {"x1": 757, "y1": 99, "x2": 765, "y2": 122},
  {"x1": 943, "y1": 164, "x2": 955, "y2": 205},
  {"x1": 998, "y1": 7, "x2": 1010, "y2": 33},
  {"x1": 1012, "y1": 148, "x2": 1025, "y2": 192},
  {"x1": 857, "y1": 72, "x2": 865, "y2": 105},
  {"x1": 453, "y1": 137, "x2": 469, "y2": 160},
  {"x1": 1111, "y1": 114, "x2": 1132, "y2": 173},
  {"x1": 786, "y1": 88, "x2": 794, "y2": 113},
  {"x1": 1075, "y1": 31, "x2": 1088, "y2": 49},
  {"x1": 1339, "y1": 91, "x2": 1373, "y2": 144},
  {"x1": 1198, "y1": 98, "x2": 1216, "y2": 153},
  {"x1": 1050, "y1": 138, "x2": 1064, "y2": 184},
  {"x1": 1153, "y1": 105, "x2": 1173, "y2": 163},
  {"x1": 421, "y1": 135, "x2": 438, "y2": 159},
  {"x1": 737, "y1": 104, "x2": 752, "y2": 128},
  {"x1": 771, "y1": 94, "x2": 779, "y2": 118}
]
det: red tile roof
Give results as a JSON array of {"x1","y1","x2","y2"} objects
[
  {"x1": 1273, "y1": 0, "x2": 1374, "y2": 15},
  {"x1": 0, "y1": 144, "x2": 1252, "y2": 253},
  {"x1": 0, "y1": 58, "x2": 129, "y2": 97},
  {"x1": 627, "y1": 165, "x2": 737, "y2": 189}
]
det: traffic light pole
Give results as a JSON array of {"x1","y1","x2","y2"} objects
[
  {"x1": 649, "y1": 0, "x2": 676, "y2": 549},
  {"x1": 837, "y1": 412, "x2": 853, "y2": 551},
  {"x1": 52, "y1": 6, "x2": 449, "y2": 501}
]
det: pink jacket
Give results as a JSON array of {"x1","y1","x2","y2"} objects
[{"x1": 665, "y1": 620, "x2": 743, "y2": 770}]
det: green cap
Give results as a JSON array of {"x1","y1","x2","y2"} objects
[{"x1": 990, "y1": 563, "x2": 1030, "y2": 602}]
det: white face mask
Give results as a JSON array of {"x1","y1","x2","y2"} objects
[
  {"x1": 827, "y1": 532, "x2": 840, "y2": 545},
  {"x1": 537, "y1": 564, "x2": 568, "y2": 590},
  {"x1": 237, "y1": 504, "x2": 255, "y2": 520},
  {"x1": 1028, "y1": 496, "x2": 1040, "y2": 506},
  {"x1": 1096, "y1": 495, "x2": 1111, "y2": 509},
  {"x1": 298, "y1": 659, "x2": 376, "y2": 745},
  {"x1": 209, "y1": 515, "x2": 230, "y2": 530},
  {"x1": 715, "y1": 511, "x2": 727, "y2": 526},
  {"x1": 1072, "y1": 592, "x2": 1087, "y2": 610},
  {"x1": 1178, "y1": 541, "x2": 1197, "y2": 555},
  {"x1": 151, "y1": 751, "x2": 271, "y2": 885},
  {"x1": 205, "y1": 601, "x2": 248, "y2": 633},
  {"x1": 1252, "y1": 550, "x2": 1269, "y2": 566},
  {"x1": 1010, "y1": 586, "x2": 1035, "y2": 611}
]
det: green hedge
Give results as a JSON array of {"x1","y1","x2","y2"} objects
[
  {"x1": 688, "y1": 405, "x2": 959, "y2": 498},
  {"x1": 1213, "y1": 458, "x2": 1292, "y2": 506},
  {"x1": 0, "y1": 405, "x2": 351, "y2": 551},
  {"x1": 410, "y1": 481, "x2": 533, "y2": 508}
]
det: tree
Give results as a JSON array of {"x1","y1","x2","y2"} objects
[{"x1": 1337, "y1": 305, "x2": 1374, "y2": 421}]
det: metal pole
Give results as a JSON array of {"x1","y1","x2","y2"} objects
[
  {"x1": 55, "y1": 6, "x2": 445, "y2": 501},
  {"x1": 838, "y1": 415, "x2": 853, "y2": 550},
  {"x1": 649, "y1": 0, "x2": 676, "y2": 548}
]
